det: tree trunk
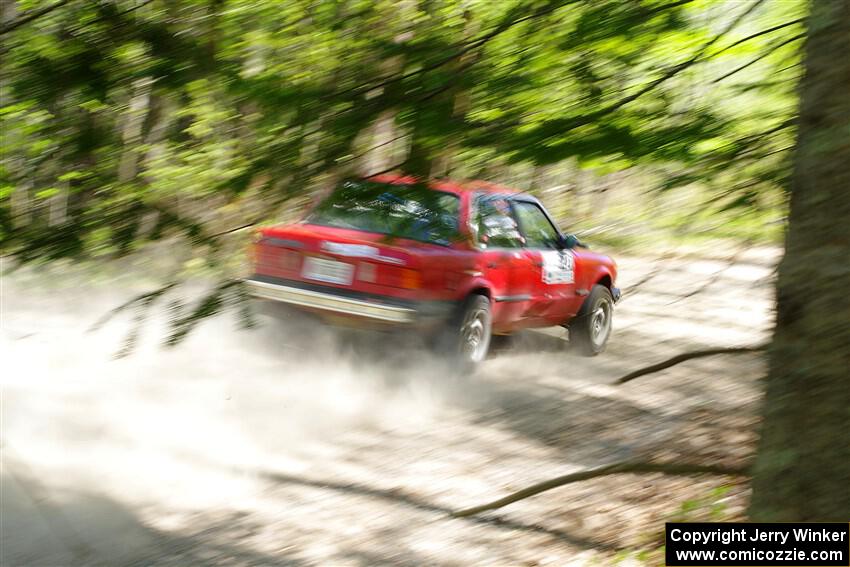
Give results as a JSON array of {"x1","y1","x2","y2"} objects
[
  {"x1": 118, "y1": 77, "x2": 153, "y2": 183},
  {"x1": 749, "y1": 1, "x2": 850, "y2": 522},
  {"x1": 362, "y1": 110, "x2": 398, "y2": 175},
  {"x1": 47, "y1": 181, "x2": 68, "y2": 226}
]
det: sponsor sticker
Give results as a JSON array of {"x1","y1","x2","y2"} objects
[
  {"x1": 321, "y1": 241, "x2": 405, "y2": 265},
  {"x1": 321, "y1": 242, "x2": 378, "y2": 257},
  {"x1": 541, "y1": 250, "x2": 574, "y2": 284}
]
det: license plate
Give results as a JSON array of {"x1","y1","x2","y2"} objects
[{"x1": 301, "y1": 256, "x2": 354, "y2": 285}]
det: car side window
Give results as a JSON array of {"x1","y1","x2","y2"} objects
[
  {"x1": 513, "y1": 201, "x2": 560, "y2": 249},
  {"x1": 474, "y1": 196, "x2": 524, "y2": 249}
]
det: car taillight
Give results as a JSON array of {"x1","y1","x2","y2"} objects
[
  {"x1": 399, "y1": 268, "x2": 421, "y2": 289},
  {"x1": 363, "y1": 264, "x2": 420, "y2": 289}
]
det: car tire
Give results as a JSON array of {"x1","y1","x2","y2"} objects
[
  {"x1": 434, "y1": 294, "x2": 493, "y2": 373},
  {"x1": 569, "y1": 284, "x2": 614, "y2": 357}
]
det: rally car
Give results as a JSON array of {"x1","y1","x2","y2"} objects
[{"x1": 245, "y1": 174, "x2": 620, "y2": 368}]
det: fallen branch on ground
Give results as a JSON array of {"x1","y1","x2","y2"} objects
[
  {"x1": 452, "y1": 461, "x2": 750, "y2": 518},
  {"x1": 616, "y1": 344, "x2": 767, "y2": 385}
]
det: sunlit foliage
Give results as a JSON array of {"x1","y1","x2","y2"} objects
[{"x1": 1, "y1": 0, "x2": 803, "y2": 267}]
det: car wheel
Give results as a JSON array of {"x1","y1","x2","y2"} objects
[
  {"x1": 434, "y1": 294, "x2": 493, "y2": 372},
  {"x1": 570, "y1": 284, "x2": 614, "y2": 356}
]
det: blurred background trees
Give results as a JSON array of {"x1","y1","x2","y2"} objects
[{"x1": 1, "y1": 0, "x2": 804, "y2": 268}]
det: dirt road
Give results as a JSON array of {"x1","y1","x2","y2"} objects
[{"x1": 1, "y1": 248, "x2": 778, "y2": 565}]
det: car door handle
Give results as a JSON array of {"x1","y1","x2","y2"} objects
[{"x1": 486, "y1": 262, "x2": 498, "y2": 268}]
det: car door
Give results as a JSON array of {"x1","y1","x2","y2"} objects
[
  {"x1": 472, "y1": 194, "x2": 536, "y2": 331},
  {"x1": 511, "y1": 199, "x2": 578, "y2": 325}
]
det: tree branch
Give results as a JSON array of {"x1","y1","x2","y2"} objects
[
  {"x1": 709, "y1": 18, "x2": 804, "y2": 58},
  {"x1": 0, "y1": 0, "x2": 75, "y2": 36},
  {"x1": 713, "y1": 33, "x2": 805, "y2": 84},
  {"x1": 754, "y1": 145, "x2": 793, "y2": 159},
  {"x1": 615, "y1": 345, "x2": 767, "y2": 385},
  {"x1": 527, "y1": 0, "x2": 768, "y2": 144},
  {"x1": 666, "y1": 240, "x2": 754, "y2": 305},
  {"x1": 729, "y1": 118, "x2": 796, "y2": 154},
  {"x1": 617, "y1": 249, "x2": 683, "y2": 302},
  {"x1": 88, "y1": 281, "x2": 179, "y2": 332},
  {"x1": 331, "y1": 0, "x2": 574, "y2": 101},
  {"x1": 207, "y1": 133, "x2": 413, "y2": 240},
  {"x1": 594, "y1": 0, "x2": 768, "y2": 116},
  {"x1": 452, "y1": 461, "x2": 750, "y2": 517},
  {"x1": 364, "y1": 160, "x2": 408, "y2": 178},
  {"x1": 209, "y1": 219, "x2": 262, "y2": 239}
]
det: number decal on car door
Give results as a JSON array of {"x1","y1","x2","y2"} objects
[{"x1": 541, "y1": 250, "x2": 574, "y2": 284}]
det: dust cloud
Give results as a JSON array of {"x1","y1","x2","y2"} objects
[
  {"x1": 1, "y1": 251, "x2": 775, "y2": 564},
  {"x1": 2, "y1": 270, "x2": 477, "y2": 565}
]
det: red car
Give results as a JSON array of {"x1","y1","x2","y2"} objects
[{"x1": 246, "y1": 174, "x2": 620, "y2": 368}]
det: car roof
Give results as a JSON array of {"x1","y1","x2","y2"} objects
[{"x1": 366, "y1": 173, "x2": 521, "y2": 196}]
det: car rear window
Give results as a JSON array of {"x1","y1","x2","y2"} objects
[{"x1": 305, "y1": 181, "x2": 460, "y2": 246}]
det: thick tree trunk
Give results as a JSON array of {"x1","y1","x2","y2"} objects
[{"x1": 749, "y1": 1, "x2": 850, "y2": 521}]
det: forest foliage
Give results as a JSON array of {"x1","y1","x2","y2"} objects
[{"x1": 1, "y1": 0, "x2": 805, "y2": 271}]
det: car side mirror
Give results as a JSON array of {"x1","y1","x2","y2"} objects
[{"x1": 558, "y1": 234, "x2": 580, "y2": 249}]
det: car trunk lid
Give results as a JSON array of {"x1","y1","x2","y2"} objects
[{"x1": 252, "y1": 223, "x2": 428, "y2": 294}]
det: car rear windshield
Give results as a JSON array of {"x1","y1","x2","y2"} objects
[{"x1": 305, "y1": 181, "x2": 460, "y2": 246}]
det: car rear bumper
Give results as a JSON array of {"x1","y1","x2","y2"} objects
[{"x1": 245, "y1": 277, "x2": 418, "y2": 324}]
